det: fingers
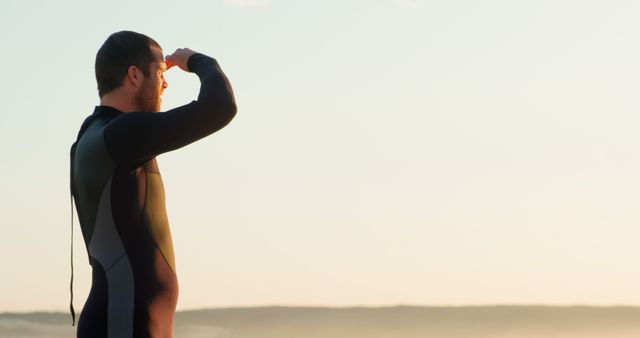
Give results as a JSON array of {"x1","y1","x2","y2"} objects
[
  {"x1": 165, "y1": 58, "x2": 176, "y2": 70},
  {"x1": 166, "y1": 48, "x2": 192, "y2": 58},
  {"x1": 164, "y1": 48, "x2": 198, "y2": 72},
  {"x1": 165, "y1": 51, "x2": 182, "y2": 71}
]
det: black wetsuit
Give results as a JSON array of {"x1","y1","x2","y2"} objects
[{"x1": 69, "y1": 53, "x2": 236, "y2": 338}]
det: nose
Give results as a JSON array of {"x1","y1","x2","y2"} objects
[{"x1": 160, "y1": 73, "x2": 168, "y2": 90}]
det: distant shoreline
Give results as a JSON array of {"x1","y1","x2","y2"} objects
[{"x1": 5, "y1": 304, "x2": 640, "y2": 315}]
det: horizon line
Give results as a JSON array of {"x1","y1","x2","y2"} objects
[{"x1": 5, "y1": 303, "x2": 640, "y2": 315}]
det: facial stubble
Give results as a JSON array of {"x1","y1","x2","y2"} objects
[{"x1": 136, "y1": 77, "x2": 161, "y2": 112}]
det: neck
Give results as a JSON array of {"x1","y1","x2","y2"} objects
[{"x1": 100, "y1": 93, "x2": 138, "y2": 113}]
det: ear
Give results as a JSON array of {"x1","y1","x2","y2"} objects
[{"x1": 126, "y1": 65, "x2": 144, "y2": 88}]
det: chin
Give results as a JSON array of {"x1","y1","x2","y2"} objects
[{"x1": 136, "y1": 87, "x2": 162, "y2": 112}]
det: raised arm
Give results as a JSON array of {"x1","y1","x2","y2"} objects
[{"x1": 103, "y1": 51, "x2": 237, "y2": 164}]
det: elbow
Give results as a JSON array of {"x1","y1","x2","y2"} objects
[
  {"x1": 197, "y1": 95, "x2": 237, "y2": 133},
  {"x1": 211, "y1": 100, "x2": 237, "y2": 131},
  {"x1": 228, "y1": 101, "x2": 237, "y2": 117},
  {"x1": 224, "y1": 101, "x2": 237, "y2": 125}
]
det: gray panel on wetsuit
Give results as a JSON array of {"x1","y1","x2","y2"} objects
[
  {"x1": 90, "y1": 176, "x2": 135, "y2": 337},
  {"x1": 73, "y1": 116, "x2": 117, "y2": 248}
]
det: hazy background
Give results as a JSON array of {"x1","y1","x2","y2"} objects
[{"x1": 1, "y1": 0, "x2": 640, "y2": 314}]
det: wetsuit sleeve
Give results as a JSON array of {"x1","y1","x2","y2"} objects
[{"x1": 103, "y1": 53, "x2": 237, "y2": 163}]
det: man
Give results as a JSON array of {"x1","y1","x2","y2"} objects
[{"x1": 69, "y1": 31, "x2": 237, "y2": 338}]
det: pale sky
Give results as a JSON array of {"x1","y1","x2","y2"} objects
[{"x1": 2, "y1": 0, "x2": 640, "y2": 312}]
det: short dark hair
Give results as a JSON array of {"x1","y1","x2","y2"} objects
[{"x1": 95, "y1": 31, "x2": 162, "y2": 98}]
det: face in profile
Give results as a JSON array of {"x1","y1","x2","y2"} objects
[{"x1": 136, "y1": 47, "x2": 168, "y2": 112}]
